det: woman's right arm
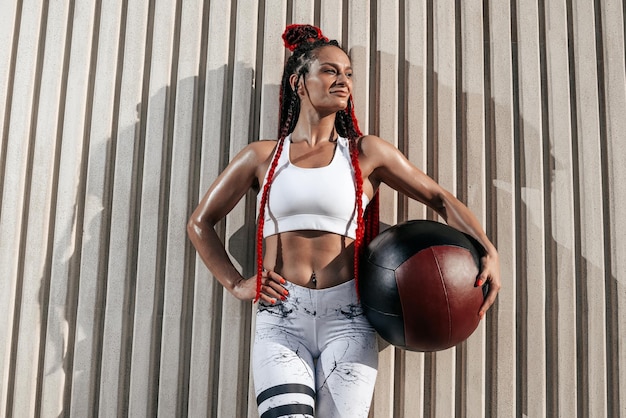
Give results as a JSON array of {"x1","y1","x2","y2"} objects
[{"x1": 187, "y1": 142, "x2": 266, "y2": 301}]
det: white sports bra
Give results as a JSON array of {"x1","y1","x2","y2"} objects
[{"x1": 257, "y1": 135, "x2": 369, "y2": 239}]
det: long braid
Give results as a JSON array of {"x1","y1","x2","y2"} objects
[
  {"x1": 255, "y1": 87, "x2": 296, "y2": 302},
  {"x1": 339, "y1": 98, "x2": 380, "y2": 297},
  {"x1": 255, "y1": 137, "x2": 284, "y2": 302},
  {"x1": 349, "y1": 136, "x2": 365, "y2": 296},
  {"x1": 347, "y1": 94, "x2": 380, "y2": 250}
]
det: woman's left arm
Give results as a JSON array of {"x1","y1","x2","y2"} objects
[{"x1": 361, "y1": 135, "x2": 501, "y2": 318}]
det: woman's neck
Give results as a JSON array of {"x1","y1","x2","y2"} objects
[{"x1": 290, "y1": 112, "x2": 336, "y2": 145}]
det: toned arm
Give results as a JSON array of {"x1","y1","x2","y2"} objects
[
  {"x1": 359, "y1": 135, "x2": 501, "y2": 318},
  {"x1": 187, "y1": 141, "x2": 272, "y2": 301}
]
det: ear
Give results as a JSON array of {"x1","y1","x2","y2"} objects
[{"x1": 289, "y1": 73, "x2": 301, "y2": 94}]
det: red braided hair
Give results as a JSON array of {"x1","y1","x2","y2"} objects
[
  {"x1": 349, "y1": 95, "x2": 380, "y2": 251},
  {"x1": 255, "y1": 138, "x2": 285, "y2": 302},
  {"x1": 282, "y1": 24, "x2": 329, "y2": 51},
  {"x1": 349, "y1": 135, "x2": 365, "y2": 296},
  {"x1": 255, "y1": 25, "x2": 379, "y2": 302},
  {"x1": 345, "y1": 100, "x2": 380, "y2": 297}
]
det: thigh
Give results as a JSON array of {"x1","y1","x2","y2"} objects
[
  {"x1": 315, "y1": 319, "x2": 379, "y2": 418},
  {"x1": 253, "y1": 306, "x2": 317, "y2": 417}
]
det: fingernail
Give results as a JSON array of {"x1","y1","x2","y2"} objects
[
  {"x1": 280, "y1": 278, "x2": 286, "y2": 284},
  {"x1": 270, "y1": 298, "x2": 276, "y2": 304},
  {"x1": 280, "y1": 295, "x2": 286, "y2": 301},
  {"x1": 283, "y1": 289, "x2": 289, "y2": 296},
  {"x1": 476, "y1": 279, "x2": 483, "y2": 287}
]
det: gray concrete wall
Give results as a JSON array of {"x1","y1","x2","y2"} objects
[{"x1": 0, "y1": 0, "x2": 624, "y2": 417}]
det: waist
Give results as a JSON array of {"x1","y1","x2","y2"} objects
[{"x1": 263, "y1": 231, "x2": 355, "y2": 288}]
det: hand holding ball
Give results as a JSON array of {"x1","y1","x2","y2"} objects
[{"x1": 359, "y1": 220, "x2": 488, "y2": 351}]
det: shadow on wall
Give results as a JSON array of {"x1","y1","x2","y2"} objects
[{"x1": 29, "y1": 74, "x2": 226, "y2": 417}]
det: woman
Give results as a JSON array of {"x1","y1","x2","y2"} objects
[{"x1": 188, "y1": 24, "x2": 500, "y2": 418}]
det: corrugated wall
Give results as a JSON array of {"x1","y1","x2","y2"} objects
[{"x1": 0, "y1": 0, "x2": 624, "y2": 417}]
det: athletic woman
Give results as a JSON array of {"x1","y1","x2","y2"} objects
[{"x1": 188, "y1": 24, "x2": 501, "y2": 418}]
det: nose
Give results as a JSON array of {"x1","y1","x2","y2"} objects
[{"x1": 336, "y1": 71, "x2": 351, "y2": 86}]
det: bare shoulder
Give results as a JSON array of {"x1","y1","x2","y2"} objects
[
  {"x1": 357, "y1": 134, "x2": 402, "y2": 162},
  {"x1": 241, "y1": 139, "x2": 278, "y2": 160},
  {"x1": 236, "y1": 139, "x2": 280, "y2": 184},
  {"x1": 359, "y1": 134, "x2": 398, "y2": 151},
  {"x1": 226, "y1": 139, "x2": 278, "y2": 172},
  {"x1": 249, "y1": 138, "x2": 279, "y2": 151}
]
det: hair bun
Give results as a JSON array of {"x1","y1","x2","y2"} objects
[{"x1": 282, "y1": 24, "x2": 328, "y2": 51}]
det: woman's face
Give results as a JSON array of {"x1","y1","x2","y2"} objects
[{"x1": 294, "y1": 46, "x2": 353, "y2": 114}]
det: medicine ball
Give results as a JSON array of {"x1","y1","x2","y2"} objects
[{"x1": 359, "y1": 219, "x2": 488, "y2": 352}]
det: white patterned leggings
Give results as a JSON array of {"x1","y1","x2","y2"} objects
[{"x1": 253, "y1": 279, "x2": 379, "y2": 418}]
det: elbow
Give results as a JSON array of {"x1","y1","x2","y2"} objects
[
  {"x1": 187, "y1": 212, "x2": 220, "y2": 244},
  {"x1": 186, "y1": 217, "x2": 196, "y2": 238},
  {"x1": 187, "y1": 215, "x2": 205, "y2": 243}
]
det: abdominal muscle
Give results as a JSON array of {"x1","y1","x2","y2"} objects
[{"x1": 263, "y1": 230, "x2": 356, "y2": 289}]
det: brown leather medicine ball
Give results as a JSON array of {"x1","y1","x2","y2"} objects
[{"x1": 359, "y1": 220, "x2": 488, "y2": 351}]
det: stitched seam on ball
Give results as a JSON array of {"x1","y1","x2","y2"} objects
[{"x1": 430, "y1": 247, "x2": 451, "y2": 344}]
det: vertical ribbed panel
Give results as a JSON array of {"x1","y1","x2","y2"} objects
[{"x1": 0, "y1": 1, "x2": 624, "y2": 417}]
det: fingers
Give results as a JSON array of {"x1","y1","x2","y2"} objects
[
  {"x1": 474, "y1": 270, "x2": 489, "y2": 287},
  {"x1": 478, "y1": 279, "x2": 501, "y2": 319},
  {"x1": 478, "y1": 293, "x2": 494, "y2": 320},
  {"x1": 474, "y1": 253, "x2": 501, "y2": 319},
  {"x1": 259, "y1": 269, "x2": 289, "y2": 304}
]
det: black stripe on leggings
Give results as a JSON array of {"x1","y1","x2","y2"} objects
[
  {"x1": 260, "y1": 404, "x2": 315, "y2": 418},
  {"x1": 256, "y1": 383, "x2": 315, "y2": 405}
]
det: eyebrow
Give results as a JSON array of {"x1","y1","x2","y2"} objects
[{"x1": 318, "y1": 62, "x2": 353, "y2": 70}]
